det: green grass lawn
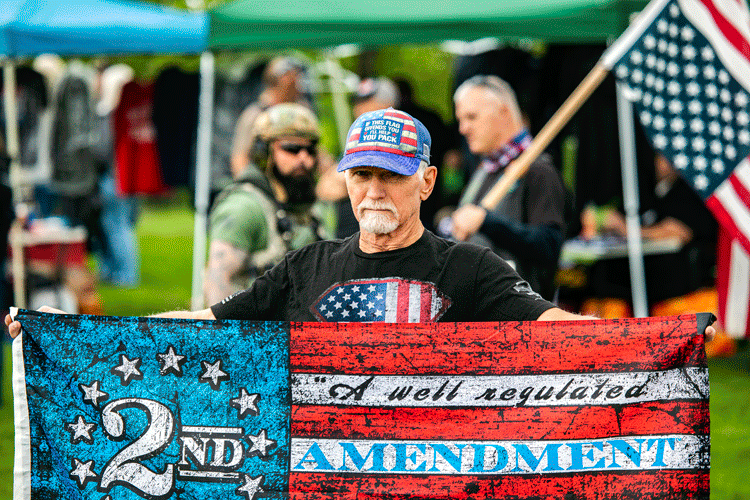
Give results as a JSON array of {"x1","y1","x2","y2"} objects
[{"x1": 1, "y1": 193, "x2": 749, "y2": 498}]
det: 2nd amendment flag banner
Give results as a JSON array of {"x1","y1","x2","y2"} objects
[{"x1": 11, "y1": 310, "x2": 711, "y2": 499}]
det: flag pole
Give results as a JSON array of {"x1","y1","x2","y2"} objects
[{"x1": 479, "y1": 63, "x2": 610, "y2": 210}]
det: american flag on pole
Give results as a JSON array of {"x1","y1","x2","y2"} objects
[
  {"x1": 601, "y1": 0, "x2": 750, "y2": 337},
  {"x1": 13, "y1": 310, "x2": 710, "y2": 499}
]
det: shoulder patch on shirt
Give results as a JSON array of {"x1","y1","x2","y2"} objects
[
  {"x1": 513, "y1": 281, "x2": 544, "y2": 301},
  {"x1": 310, "y1": 278, "x2": 451, "y2": 323}
]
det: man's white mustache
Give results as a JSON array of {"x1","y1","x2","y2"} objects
[{"x1": 356, "y1": 201, "x2": 399, "y2": 218}]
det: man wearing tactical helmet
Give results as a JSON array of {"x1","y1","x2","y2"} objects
[{"x1": 203, "y1": 103, "x2": 327, "y2": 305}]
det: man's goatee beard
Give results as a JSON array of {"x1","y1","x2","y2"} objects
[{"x1": 357, "y1": 200, "x2": 399, "y2": 234}]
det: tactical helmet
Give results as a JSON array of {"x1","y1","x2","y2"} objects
[{"x1": 248, "y1": 103, "x2": 320, "y2": 166}]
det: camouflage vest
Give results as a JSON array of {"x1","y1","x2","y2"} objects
[{"x1": 213, "y1": 179, "x2": 325, "y2": 287}]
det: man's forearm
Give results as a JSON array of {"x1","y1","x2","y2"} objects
[
  {"x1": 204, "y1": 240, "x2": 250, "y2": 305},
  {"x1": 150, "y1": 308, "x2": 216, "y2": 320}
]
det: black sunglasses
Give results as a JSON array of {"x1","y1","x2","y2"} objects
[{"x1": 278, "y1": 142, "x2": 317, "y2": 155}]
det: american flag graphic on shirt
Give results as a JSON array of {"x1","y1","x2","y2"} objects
[
  {"x1": 310, "y1": 278, "x2": 451, "y2": 322},
  {"x1": 345, "y1": 109, "x2": 421, "y2": 157}
]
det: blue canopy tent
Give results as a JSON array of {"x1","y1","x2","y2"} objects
[
  {"x1": 0, "y1": 0, "x2": 207, "y2": 56},
  {"x1": 1, "y1": 0, "x2": 208, "y2": 308}
]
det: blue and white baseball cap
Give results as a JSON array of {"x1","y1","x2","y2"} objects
[{"x1": 337, "y1": 108, "x2": 431, "y2": 176}]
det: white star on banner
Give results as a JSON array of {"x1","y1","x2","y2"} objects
[
  {"x1": 157, "y1": 345, "x2": 187, "y2": 376},
  {"x1": 230, "y1": 388, "x2": 260, "y2": 419},
  {"x1": 246, "y1": 429, "x2": 277, "y2": 457},
  {"x1": 69, "y1": 458, "x2": 98, "y2": 487},
  {"x1": 65, "y1": 416, "x2": 97, "y2": 445},
  {"x1": 111, "y1": 354, "x2": 142, "y2": 385},
  {"x1": 79, "y1": 381, "x2": 108, "y2": 408},
  {"x1": 235, "y1": 474, "x2": 264, "y2": 500},
  {"x1": 199, "y1": 360, "x2": 229, "y2": 390}
]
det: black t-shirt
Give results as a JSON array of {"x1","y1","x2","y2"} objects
[{"x1": 211, "y1": 230, "x2": 555, "y2": 322}]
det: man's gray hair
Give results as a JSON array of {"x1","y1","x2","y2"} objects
[{"x1": 453, "y1": 75, "x2": 522, "y2": 124}]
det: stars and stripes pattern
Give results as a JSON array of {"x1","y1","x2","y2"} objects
[
  {"x1": 603, "y1": 0, "x2": 750, "y2": 337},
  {"x1": 344, "y1": 109, "x2": 420, "y2": 157},
  {"x1": 15, "y1": 311, "x2": 710, "y2": 499},
  {"x1": 310, "y1": 278, "x2": 451, "y2": 322}
]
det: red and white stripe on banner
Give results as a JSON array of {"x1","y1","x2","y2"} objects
[{"x1": 287, "y1": 318, "x2": 709, "y2": 499}]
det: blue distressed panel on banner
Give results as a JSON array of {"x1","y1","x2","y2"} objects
[{"x1": 17, "y1": 311, "x2": 290, "y2": 499}]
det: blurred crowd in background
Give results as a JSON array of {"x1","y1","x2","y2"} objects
[{"x1": 0, "y1": 44, "x2": 738, "y2": 352}]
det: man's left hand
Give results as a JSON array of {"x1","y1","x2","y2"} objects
[
  {"x1": 451, "y1": 204, "x2": 487, "y2": 241},
  {"x1": 705, "y1": 325, "x2": 716, "y2": 341}
]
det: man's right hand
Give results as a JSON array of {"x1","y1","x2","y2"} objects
[{"x1": 5, "y1": 306, "x2": 67, "y2": 339}]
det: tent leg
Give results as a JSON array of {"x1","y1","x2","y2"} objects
[
  {"x1": 615, "y1": 81, "x2": 648, "y2": 318},
  {"x1": 191, "y1": 51, "x2": 215, "y2": 311},
  {"x1": 4, "y1": 60, "x2": 27, "y2": 309},
  {"x1": 325, "y1": 57, "x2": 352, "y2": 151}
]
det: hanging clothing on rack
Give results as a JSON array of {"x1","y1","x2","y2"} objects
[
  {"x1": 153, "y1": 66, "x2": 200, "y2": 189},
  {"x1": 113, "y1": 80, "x2": 167, "y2": 196}
]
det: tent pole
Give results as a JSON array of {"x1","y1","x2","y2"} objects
[
  {"x1": 191, "y1": 50, "x2": 215, "y2": 311},
  {"x1": 325, "y1": 57, "x2": 352, "y2": 151},
  {"x1": 615, "y1": 81, "x2": 648, "y2": 317},
  {"x1": 4, "y1": 60, "x2": 27, "y2": 309}
]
